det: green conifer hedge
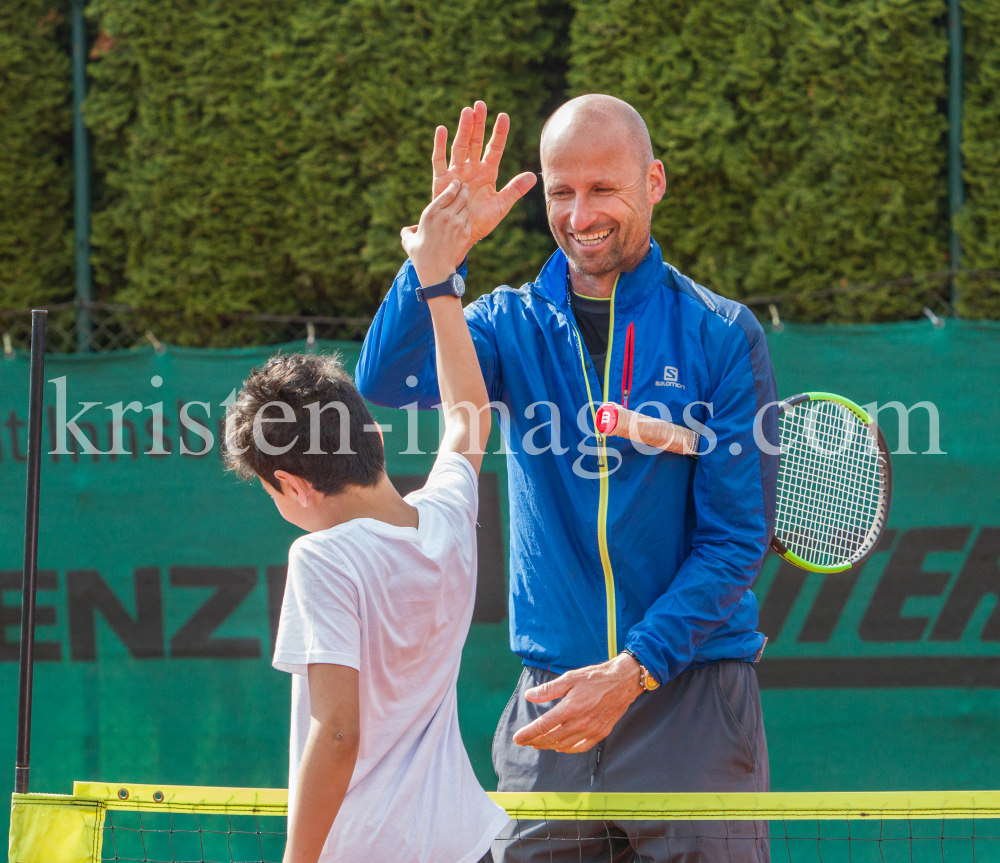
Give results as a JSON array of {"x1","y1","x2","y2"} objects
[
  {"x1": 1, "y1": 0, "x2": 996, "y2": 327},
  {"x1": 83, "y1": 0, "x2": 565, "y2": 329},
  {"x1": 957, "y1": 0, "x2": 1000, "y2": 318},
  {"x1": 568, "y1": 0, "x2": 952, "y2": 322},
  {"x1": 0, "y1": 2, "x2": 74, "y2": 309}
]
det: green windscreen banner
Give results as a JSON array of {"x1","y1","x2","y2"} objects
[{"x1": 0, "y1": 319, "x2": 998, "y2": 838}]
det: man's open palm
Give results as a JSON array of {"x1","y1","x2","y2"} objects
[{"x1": 431, "y1": 101, "x2": 537, "y2": 251}]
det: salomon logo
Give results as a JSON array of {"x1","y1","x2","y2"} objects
[{"x1": 655, "y1": 365, "x2": 685, "y2": 389}]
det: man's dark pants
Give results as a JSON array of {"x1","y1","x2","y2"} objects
[{"x1": 491, "y1": 661, "x2": 770, "y2": 863}]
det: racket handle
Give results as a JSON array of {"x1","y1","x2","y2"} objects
[{"x1": 596, "y1": 403, "x2": 700, "y2": 457}]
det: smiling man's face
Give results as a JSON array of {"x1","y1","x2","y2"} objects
[{"x1": 541, "y1": 106, "x2": 664, "y2": 284}]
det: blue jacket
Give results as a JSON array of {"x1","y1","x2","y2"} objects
[{"x1": 357, "y1": 240, "x2": 778, "y2": 684}]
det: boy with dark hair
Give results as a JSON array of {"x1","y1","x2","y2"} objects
[{"x1": 226, "y1": 179, "x2": 507, "y2": 863}]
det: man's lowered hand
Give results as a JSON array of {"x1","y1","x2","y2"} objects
[{"x1": 512, "y1": 653, "x2": 644, "y2": 753}]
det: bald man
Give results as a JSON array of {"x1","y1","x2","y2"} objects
[{"x1": 357, "y1": 96, "x2": 778, "y2": 863}]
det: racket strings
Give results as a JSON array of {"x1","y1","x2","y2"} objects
[
  {"x1": 775, "y1": 402, "x2": 885, "y2": 568},
  {"x1": 780, "y1": 415, "x2": 876, "y2": 563},
  {"x1": 779, "y1": 407, "x2": 880, "y2": 563}
]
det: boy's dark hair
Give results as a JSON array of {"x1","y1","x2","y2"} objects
[{"x1": 225, "y1": 353, "x2": 385, "y2": 495}]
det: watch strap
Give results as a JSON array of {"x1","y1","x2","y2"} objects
[{"x1": 416, "y1": 274, "x2": 460, "y2": 302}]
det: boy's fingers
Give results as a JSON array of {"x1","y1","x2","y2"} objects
[
  {"x1": 452, "y1": 182, "x2": 472, "y2": 208},
  {"x1": 437, "y1": 182, "x2": 471, "y2": 217},
  {"x1": 428, "y1": 180, "x2": 461, "y2": 212}
]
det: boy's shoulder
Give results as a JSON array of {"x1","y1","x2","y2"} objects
[
  {"x1": 406, "y1": 453, "x2": 479, "y2": 518},
  {"x1": 288, "y1": 530, "x2": 357, "y2": 581}
]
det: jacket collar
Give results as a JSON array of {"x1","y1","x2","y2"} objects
[{"x1": 533, "y1": 237, "x2": 667, "y2": 314}]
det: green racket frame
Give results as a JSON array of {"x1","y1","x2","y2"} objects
[{"x1": 770, "y1": 392, "x2": 892, "y2": 573}]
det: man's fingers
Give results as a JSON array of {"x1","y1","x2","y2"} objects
[
  {"x1": 519, "y1": 715, "x2": 593, "y2": 751},
  {"x1": 469, "y1": 100, "x2": 487, "y2": 162},
  {"x1": 512, "y1": 698, "x2": 578, "y2": 744},
  {"x1": 542, "y1": 727, "x2": 592, "y2": 752},
  {"x1": 482, "y1": 112, "x2": 511, "y2": 168},
  {"x1": 450, "y1": 106, "x2": 475, "y2": 167},
  {"x1": 557, "y1": 736, "x2": 598, "y2": 754},
  {"x1": 431, "y1": 125, "x2": 448, "y2": 179},
  {"x1": 523, "y1": 675, "x2": 571, "y2": 704},
  {"x1": 494, "y1": 172, "x2": 538, "y2": 217},
  {"x1": 512, "y1": 711, "x2": 563, "y2": 746}
]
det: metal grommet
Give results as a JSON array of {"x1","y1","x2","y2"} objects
[
  {"x1": 152, "y1": 790, "x2": 164, "y2": 803},
  {"x1": 117, "y1": 788, "x2": 129, "y2": 800}
]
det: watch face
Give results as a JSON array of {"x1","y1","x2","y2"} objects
[{"x1": 452, "y1": 274, "x2": 466, "y2": 297}]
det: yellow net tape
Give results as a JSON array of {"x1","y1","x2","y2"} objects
[
  {"x1": 71, "y1": 782, "x2": 286, "y2": 816},
  {"x1": 8, "y1": 785, "x2": 1000, "y2": 863},
  {"x1": 71, "y1": 783, "x2": 1000, "y2": 820}
]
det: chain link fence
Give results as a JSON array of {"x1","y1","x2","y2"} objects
[
  {"x1": 1, "y1": 270, "x2": 997, "y2": 355},
  {"x1": 739, "y1": 268, "x2": 1000, "y2": 330},
  {"x1": 0, "y1": 302, "x2": 372, "y2": 355}
]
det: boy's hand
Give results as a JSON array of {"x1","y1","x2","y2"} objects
[{"x1": 401, "y1": 180, "x2": 472, "y2": 289}]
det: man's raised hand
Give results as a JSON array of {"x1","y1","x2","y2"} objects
[{"x1": 431, "y1": 101, "x2": 537, "y2": 261}]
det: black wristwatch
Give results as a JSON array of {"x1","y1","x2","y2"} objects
[{"x1": 415, "y1": 273, "x2": 466, "y2": 302}]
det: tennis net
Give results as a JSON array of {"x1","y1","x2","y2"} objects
[{"x1": 9, "y1": 784, "x2": 1000, "y2": 862}]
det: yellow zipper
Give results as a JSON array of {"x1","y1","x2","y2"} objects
[{"x1": 572, "y1": 276, "x2": 619, "y2": 661}]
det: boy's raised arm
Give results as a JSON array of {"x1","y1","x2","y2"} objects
[{"x1": 400, "y1": 181, "x2": 492, "y2": 474}]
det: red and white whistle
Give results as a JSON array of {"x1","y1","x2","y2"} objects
[{"x1": 595, "y1": 403, "x2": 700, "y2": 457}]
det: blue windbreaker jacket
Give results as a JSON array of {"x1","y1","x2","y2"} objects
[{"x1": 357, "y1": 240, "x2": 778, "y2": 684}]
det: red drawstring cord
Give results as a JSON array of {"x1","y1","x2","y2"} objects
[{"x1": 621, "y1": 322, "x2": 635, "y2": 410}]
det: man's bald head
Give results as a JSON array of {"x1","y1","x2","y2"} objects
[
  {"x1": 540, "y1": 94, "x2": 654, "y2": 175},
  {"x1": 537, "y1": 94, "x2": 665, "y2": 289}
]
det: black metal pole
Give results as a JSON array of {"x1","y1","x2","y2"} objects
[{"x1": 15, "y1": 311, "x2": 47, "y2": 794}]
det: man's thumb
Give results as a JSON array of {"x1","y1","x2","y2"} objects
[{"x1": 496, "y1": 172, "x2": 538, "y2": 214}]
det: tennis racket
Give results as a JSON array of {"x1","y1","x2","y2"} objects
[{"x1": 595, "y1": 392, "x2": 892, "y2": 572}]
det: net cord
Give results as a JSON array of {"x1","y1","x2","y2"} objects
[{"x1": 71, "y1": 785, "x2": 1000, "y2": 821}]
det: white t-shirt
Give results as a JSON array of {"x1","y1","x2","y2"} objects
[{"x1": 272, "y1": 452, "x2": 510, "y2": 863}]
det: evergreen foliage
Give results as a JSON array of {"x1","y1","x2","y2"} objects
[
  {"x1": 568, "y1": 0, "x2": 953, "y2": 322},
  {"x1": 84, "y1": 0, "x2": 306, "y2": 323},
  {"x1": 0, "y1": 1, "x2": 74, "y2": 309},
  {"x1": 2, "y1": 0, "x2": 997, "y2": 326},
  {"x1": 957, "y1": 0, "x2": 1000, "y2": 318},
  {"x1": 262, "y1": 0, "x2": 566, "y2": 307},
  {"x1": 83, "y1": 0, "x2": 564, "y2": 328}
]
